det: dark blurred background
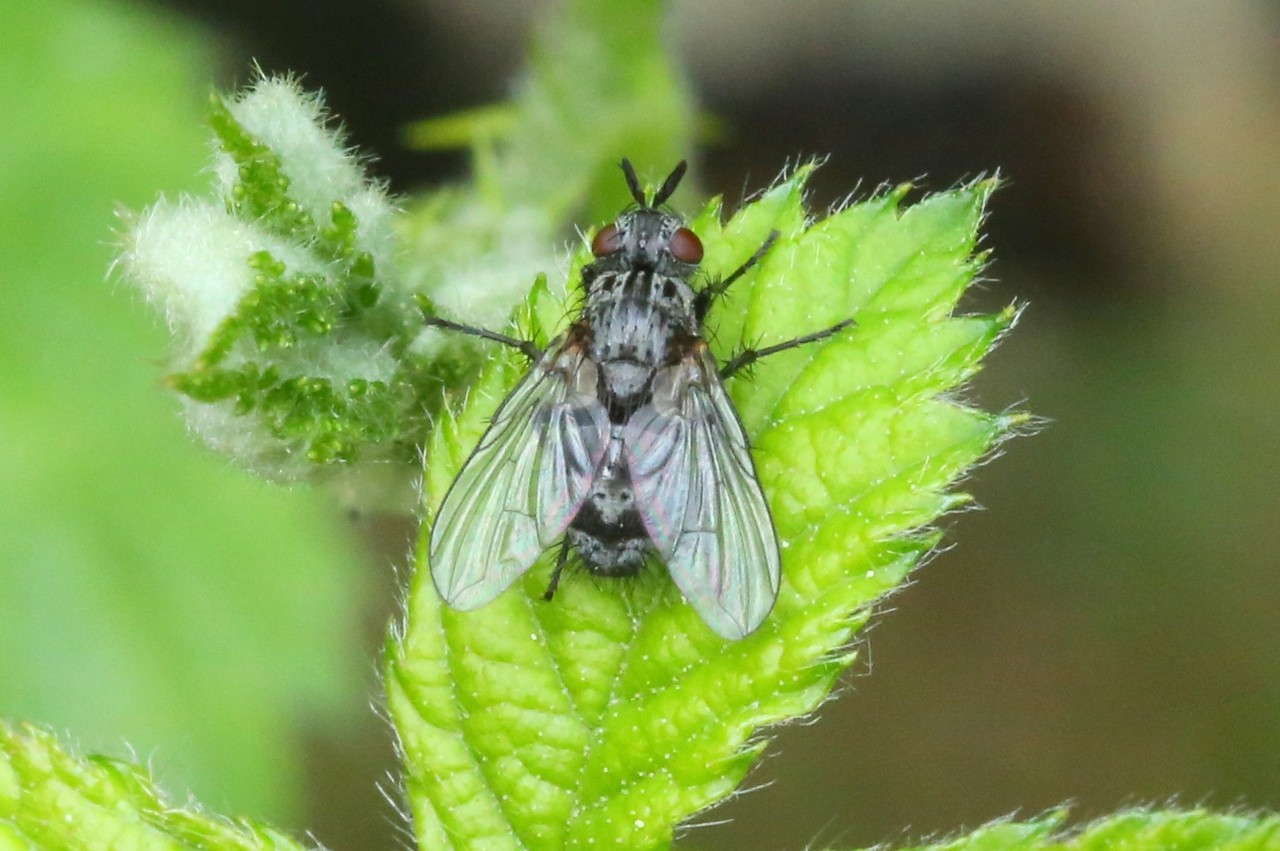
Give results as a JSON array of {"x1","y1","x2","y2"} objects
[{"x1": 3, "y1": 1, "x2": 1279, "y2": 849}]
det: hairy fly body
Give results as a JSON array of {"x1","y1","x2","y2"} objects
[{"x1": 425, "y1": 160, "x2": 851, "y2": 639}]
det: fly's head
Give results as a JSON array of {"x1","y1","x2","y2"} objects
[{"x1": 587, "y1": 159, "x2": 705, "y2": 279}]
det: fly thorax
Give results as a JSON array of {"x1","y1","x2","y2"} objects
[{"x1": 586, "y1": 269, "x2": 697, "y2": 408}]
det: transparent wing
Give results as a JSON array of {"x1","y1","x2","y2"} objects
[
  {"x1": 623, "y1": 345, "x2": 781, "y2": 639},
  {"x1": 430, "y1": 341, "x2": 608, "y2": 609}
]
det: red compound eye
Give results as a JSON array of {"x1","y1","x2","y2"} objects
[
  {"x1": 591, "y1": 224, "x2": 623, "y2": 256},
  {"x1": 669, "y1": 227, "x2": 703, "y2": 264}
]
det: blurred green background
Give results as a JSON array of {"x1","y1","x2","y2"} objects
[{"x1": 3, "y1": 1, "x2": 1278, "y2": 849}]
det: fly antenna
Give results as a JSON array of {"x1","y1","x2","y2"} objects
[
  {"x1": 619, "y1": 158, "x2": 688, "y2": 208},
  {"x1": 652, "y1": 160, "x2": 688, "y2": 207},
  {"x1": 620, "y1": 158, "x2": 646, "y2": 206}
]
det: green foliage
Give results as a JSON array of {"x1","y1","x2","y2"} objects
[
  {"x1": 9, "y1": 722, "x2": 1278, "y2": 851},
  {"x1": 405, "y1": 0, "x2": 691, "y2": 224},
  {"x1": 166, "y1": 237, "x2": 408, "y2": 465},
  {"x1": 495, "y1": 0, "x2": 696, "y2": 223},
  {"x1": 206, "y1": 93, "x2": 318, "y2": 239},
  {"x1": 0, "y1": 723, "x2": 308, "y2": 850},
  {"x1": 6, "y1": 0, "x2": 1276, "y2": 848},
  {"x1": 879, "y1": 808, "x2": 1280, "y2": 851},
  {"x1": 130, "y1": 81, "x2": 428, "y2": 478}
]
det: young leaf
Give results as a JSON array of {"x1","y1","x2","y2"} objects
[
  {"x1": 122, "y1": 76, "x2": 424, "y2": 486},
  {"x1": 0, "y1": 722, "x2": 310, "y2": 850},
  {"x1": 388, "y1": 167, "x2": 1018, "y2": 848}
]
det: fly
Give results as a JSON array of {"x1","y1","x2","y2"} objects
[{"x1": 424, "y1": 159, "x2": 851, "y2": 639}]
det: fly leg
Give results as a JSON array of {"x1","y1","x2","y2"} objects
[
  {"x1": 720, "y1": 318, "x2": 855, "y2": 380},
  {"x1": 423, "y1": 315, "x2": 543, "y2": 362},
  {"x1": 694, "y1": 231, "x2": 779, "y2": 322},
  {"x1": 543, "y1": 540, "x2": 572, "y2": 601}
]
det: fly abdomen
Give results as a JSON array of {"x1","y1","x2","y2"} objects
[
  {"x1": 566, "y1": 524, "x2": 648, "y2": 577},
  {"x1": 567, "y1": 430, "x2": 650, "y2": 576}
]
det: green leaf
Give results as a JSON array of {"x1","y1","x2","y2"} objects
[
  {"x1": 496, "y1": 0, "x2": 696, "y2": 223},
  {"x1": 0, "y1": 722, "x2": 308, "y2": 850},
  {"x1": 389, "y1": 165, "x2": 1015, "y2": 848},
  {"x1": 875, "y1": 808, "x2": 1280, "y2": 851}
]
